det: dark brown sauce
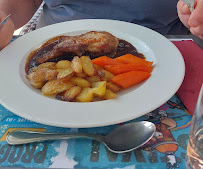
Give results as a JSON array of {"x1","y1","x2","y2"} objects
[
  {"x1": 25, "y1": 38, "x2": 145, "y2": 74},
  {"x1": 25, "y1": 36, "x2": 67, "y2": 74},
  {"x1": 115, "y1": 39, "x2": 145, "y2": 59}
]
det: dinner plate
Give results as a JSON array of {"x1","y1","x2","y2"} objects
[{"x1": 0, "y1": 19, "x2": 185, "y2": 128}]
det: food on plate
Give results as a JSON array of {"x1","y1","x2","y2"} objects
[
  {"x1": 35, "y1": 31, "x2": 119, "y2": 64},
  {"x1": 76, "y1": 87, "x2": 94, "y2": 102},
  {"x1": 25, "y1": 31, "x2": 145, "y2": 74},
  {"x1": 27, "y1": 68, "x2": 58, "y2": 88},
  {"x1": 102, "y1": 89, "x2": 117, "y2": 100},
  {"x1": 70, "y1": 77, "x2": 91, "y2": 88},
  {"x1": 91, "y1": 81, "x2": 107, "y2": 97},
  {"x1": 71, "y1": 56, "x2": 83, "y2": 73},
  {"x1": 80, "y1": 56, "x2": 97, "y2": 77},
  {"x1": 115, "y1": 54, "x2": 153, "y2": 67},
  {"x1": 26, "y1": 31, "x2": 154, "y2": 102},
  {"x1": 41, "y1": 79, "x2": 72, "y2": 95},
  {"x1": 56, "y1": 86, "x2": 82, "y2": 101},
  {"x1": 32, "y1": 62, "x2": 56, "y2": 72},
  {"x1": 92, "y1": 56, "x2": 122, "y2": 67},
  {"x1": 110, "y1": 71, "x2": 151, "y2": 89},
  {"x1": 57, "y1": 67, "x2": 74, "y2": 80},
  {"x1": 104, "y1": 63, "x2": 152, "y2": 75},
  {"x1": 106, "y1": 82, "x2": 120, "y2": 92},
  {"x1": 86, "y1": 75, "x2": 101, "y2": 83},
  {"x1": 56, "y1": 60, "x2": 71, "y2": 69}
]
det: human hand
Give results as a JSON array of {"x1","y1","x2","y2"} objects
[
  {"x1": 0, "y1": 11, "x2": 15, "y2": 50},
  {"x1": 177, "y1": 0, "x2": 203, "y2": 39}
]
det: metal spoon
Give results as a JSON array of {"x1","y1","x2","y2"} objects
[
  {"x1": 0, "y1": 14, "x2": 11, "y2": 25},
  {"x1": 6, "y1": 121, "x2": 155, "y2": 153}
]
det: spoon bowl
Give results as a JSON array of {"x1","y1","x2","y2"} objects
[{"x1": 6, "y1": 121, "x2": 155, "y2": 153}]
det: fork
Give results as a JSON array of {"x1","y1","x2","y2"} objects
[{"x1": 0, "y1": 14, "x2": 11, "y2": 25}]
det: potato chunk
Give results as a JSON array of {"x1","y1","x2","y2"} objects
[
  {"x1": 91, "y1": 81, "x2": 107, "y2": 97},
  {"x1": 27, "y1": 68, "x2": 57, "y2": 88},
  {"x1": 56, "y1": 60, "x2": 71, "y2": 69},
  {"x1": 70, "y1": 77, "x2": 90, "y2": 88},
  {"x1": 102, "y1": 89, "x2": 117, "y2": 100},
  {"x1": 106, "y1": 82, "x2": 120, "y2": 92},
  {"x1": 80, "y1": 56, "x2": 97, "y2": 76},
  {"x1": 76, "y1": 72, "x2": 87, "y2": 78},
  {"x1": 94, "y1": 64, "x2": 104, "y2": 71},
  {"x1": 86, "y1": 76, "x2": 101, "y2": 83},
  {"x1": 101, "y1": 70, "x2": 114, "y2": 81},
  {"x1": 56, "y1": 86, "x2": 82, "y2": 101},
  {"x1": 32, "y1": 62, "x2": 56, "y2": 72},
  {"x1": 41, "y1": 79, "x2": 69, "y2": 95},
  {"x1": 71, "y1": 56, "x2": 83, "y2": 73},
  {"x1": 76, "y1": 88, "x2": 93, "y2": 102},
  {"x1": 64, "y1": 86, "x2": 82, "y2": 99},
  {"x1": 57, "y1": 67, "x2": 74, "y2": 81}
]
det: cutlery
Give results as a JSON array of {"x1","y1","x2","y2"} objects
[
  {"x1": 0, "y1": 14, "x2": 11, "y2": 25},
  {"x1": 186, "y1": 84, "x2": 203, "y2": 167},
  {"x1": 6, "y1": 121, "x2": 156, "y2": 153},
  {"x1": 182, "y1": 0, "x2": 195, "y2": 12}
]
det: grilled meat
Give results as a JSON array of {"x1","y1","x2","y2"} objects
[{"x1": 36, "y1": 31, "x2": 119, "y2": 64}]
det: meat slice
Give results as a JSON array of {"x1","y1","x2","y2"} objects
[{"x1": 36, "y1": 31, "x2": 119, "y2": 64}]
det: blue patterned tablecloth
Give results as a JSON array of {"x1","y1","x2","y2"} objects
[
  {"x1": 0, "y1": 94, "x2": 191, "y2": 169},
  {"x1": 0, "y1": 36, "x2": 192, "y2": 168}
]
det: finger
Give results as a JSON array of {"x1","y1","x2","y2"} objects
[
  {"x1": 189, "y1": 0, "x2": 203, "y2": 27},
  {"x1": 177, "y1": 0, "x2": 191, "y2": 15},
  {"x1": 194, "y1": 0, "x2": 198, "y2": 9},
  {"x1": 0, "y1": 11, "x2": 15, "y2": 50},
  {"x1": 198, "y1": 35, "x2": 203, "y2": 40},
  {"x1": 190, "y1": 24, "x2": 203, "y2": 36}
]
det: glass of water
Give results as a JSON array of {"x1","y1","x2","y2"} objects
[{"x1": 187, "y1": 84, "x2": 203, "y2": 169}]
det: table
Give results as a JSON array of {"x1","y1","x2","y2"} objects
[
  {"x1": 0, "y1": 35, "x2": 202, "y2": 169},
  {"x1": 0, "y1": 94, "x2": 192, "y2": 169}
]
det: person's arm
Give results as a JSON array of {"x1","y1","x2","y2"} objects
[
  {"x1": 0, "y1": 11, "x2": 15, "y2": 50},
  {"x1": 0, "y1": 0, "x2": 42, "y2": 29},
  {"x1": 0, "y1": 0, "x2": 42, "y2": 50},
  {"x1": 177, "y1": 0, "x2": 203, "y2": 39}
]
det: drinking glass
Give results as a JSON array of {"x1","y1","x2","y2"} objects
[{"x1": 187, "y1": 84, "x2": 203, "y2": 169}]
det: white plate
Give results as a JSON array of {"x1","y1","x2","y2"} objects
[{"x1": 0, "y1": 19, "x2": 185, "y2": 128}]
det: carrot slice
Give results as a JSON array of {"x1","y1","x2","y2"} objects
[
  {"x1": 104, "y1": 64, "x2": 152, "y2": 75},
  {"x1": 92, "y1": 56, "x2": 122, "y2": 67},
  {"x1": 115, "y1": 54, "x2": 153, "y2": 67},
  {"x1": 110, "y1": 71, "x2": 151, "y2": 89}
]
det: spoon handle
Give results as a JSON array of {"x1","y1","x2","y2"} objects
[{"x1": 6, "y1": 130, "x2": 104, "y2": 145}]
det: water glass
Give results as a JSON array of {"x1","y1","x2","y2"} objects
[{"x1": 187, "y1": 84, "x2": 203, "y2": 169}]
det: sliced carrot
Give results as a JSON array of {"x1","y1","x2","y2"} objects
[
  {"x1": 92, "y1": 56, "x2": 122, "y2": 67},
  {"x1": 115, "y1": 54, "x2": 153, "y2": 67},
  {"x1": 110, "y1": 71, "x2": 151, "y2": 89},
  {"x1": 104, "y1": 64, "x2": 152, "y2": 75}
]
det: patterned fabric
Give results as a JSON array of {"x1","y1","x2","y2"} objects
[
  {"x1": 0, "y1": 95, "x2": 191, "y2": 169},
  {"x1": 20, "y1": 0, "x2": 190, "y2": 35},
  {"x1": 37, "y1": 0, "x2": 189, "y2": 35},
  {"x1": 19, "y1": 2, "x2": 44, "y2": 35}
]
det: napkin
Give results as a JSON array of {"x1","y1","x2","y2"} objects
[{"x1": 172, "y1": 40, "x2": 203, "y2": 115}]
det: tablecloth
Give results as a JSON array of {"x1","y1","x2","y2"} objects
[
  {"x1": 0, "y1": 94, "x2": 191, "y2": 169},
  {"x1": 173, "y1": 40, "x2": 203, "y2": 115},
  {"x1": 0, "y1": 39, "x2": 202, "y2": 169}
]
